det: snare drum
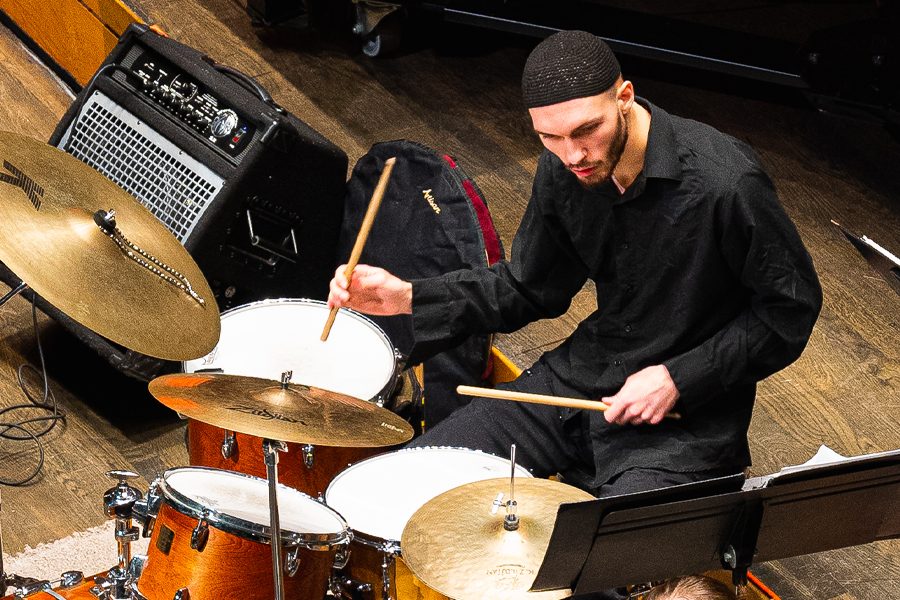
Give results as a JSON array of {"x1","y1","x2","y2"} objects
[
  {"x1": 183, "y1": 299, "x2": 400, "y2": 497},
  {"x1": 0, "y1": 572, "x2": 99, "y2": 600},
  {"x1": 137, "y1": 467, "x2": 349, "y2": 600},
  {"x1": 325, "y1": 447, "x2": 533, "y2": 600}
]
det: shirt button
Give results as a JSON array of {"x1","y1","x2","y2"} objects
[
  {"x1": 625, "y1": 325, "x2": 632, "y2": 332},
  {"x1": 621, "y1": 242, "x2": 629, "y2": 250},
  {"x1": 614, "y1": 360, "x2": 622, "y2": 366}
]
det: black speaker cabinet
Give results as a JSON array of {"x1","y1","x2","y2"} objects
[{"x1": 2, "y1": 23, "x2": 348, "y2": 380}]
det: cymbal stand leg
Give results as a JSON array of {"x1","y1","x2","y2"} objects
[
  {"x1": 0, "y1": 282, "x2": 28, "y2": 308},
  {"x1": 263, "y1": 439, "x2": 288, "y2": 600}
]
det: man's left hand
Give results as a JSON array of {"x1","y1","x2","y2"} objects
[{"x1": 602, "y1": 365, "x2": 680, "y2": 426}]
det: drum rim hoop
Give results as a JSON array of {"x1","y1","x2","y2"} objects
[
  {"x1": 157, "y1": 466, "x2": 351, "y2": 547},
  {"x1": 184, "y1": 297, "x2": 402, "y2": 404},
  {"x1": 218, "y1": 297, "x2": 395, "y2": 350},
  {"x1": 325, "y1": 445, "x2": 534, "y2": 498},
  {"x1": 324, "y1": 446, "x2": 534, "y2": 541}
]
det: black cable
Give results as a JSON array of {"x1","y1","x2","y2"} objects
[{"x1": 0, "y1": 302, "x2": 66, "y2": 486}]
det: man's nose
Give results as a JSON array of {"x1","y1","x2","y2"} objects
[{"x1": 564, "y1": 137, "x2": 586, "y2": 165}]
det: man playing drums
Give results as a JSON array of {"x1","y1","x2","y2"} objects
[{"x1": 327, "y1": 30, "x2": 822, "y2": 497}]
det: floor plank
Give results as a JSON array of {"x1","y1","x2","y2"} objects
[{"x1": 1, "y1": 4, "x2": 900, "y2": 599}]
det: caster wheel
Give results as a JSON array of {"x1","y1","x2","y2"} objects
[{"x1": 361, "y1": 13, "x2": 402, "y2": 57}]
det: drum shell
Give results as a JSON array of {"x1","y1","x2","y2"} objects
[
  {"x1": 138, "y1": 502, "x2": 336, "y2": 600},
  {"x1": 188, "y1": 421, "x2": 382, "y2": 498},
  {"x1": 184, "y1": 298, "x2": 399, "y2": 497},
  {"x1": 339, "y1": 539, "x2": 446, "y2": 600},
  {"x1": 325, "y1": 447, "x2": 534, "y2": 600},
  {"x1": 0, "y1": 575, "x2": 100, "y2": 600}
]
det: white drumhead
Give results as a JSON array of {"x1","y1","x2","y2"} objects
[
  {"x1": 325, "y1": 447, "x2": 533, "y2": 541},
  {"x1": 164, "y1": 468, "x2": 346, "y2": 536},
  {"x1": 183, "y1": 299, "x2": 395, "y2": 401}
]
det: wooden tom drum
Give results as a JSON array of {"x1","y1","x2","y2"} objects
[
  {"x1": 183, "y1": 299, "x2": 400, "y2": 497},
  {"x1": 325, "y1": 447, "x2": 533, "y2": 600},
  {"x1": 137, "y1": 467, "x2": 350, "y2": 600}
]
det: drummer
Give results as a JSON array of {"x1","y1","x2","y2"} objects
[{"x1": 327, "y1": 31, "x2": 822, "y2": 497}]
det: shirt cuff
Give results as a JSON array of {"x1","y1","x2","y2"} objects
[{"x1": 663, "y1": 349, "x2": 726, "y2": 414}]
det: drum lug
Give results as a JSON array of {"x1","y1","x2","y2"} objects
[
  {"x1": 301, "y1": 444, "x2": 314, "y2": 469},
  {"x1": 127, "y1": 584, "x2": 149, "y2": 600},
  {"x1": 191, "y1": 514, "x2": 210, "y2": 552},
  {"x1": 221, "y1": 430, "x2": 236, "y2": 459},
  {"x1": 330, "y1": 576, "x2": 373, "y2": 600},
  {"x1": 127, "y1": 555, "x2": 147, "y2": 580},
  {"x1": 15, "y1": 579, "x2": 51, "y2": 598},
  {"x1": 380, "y1": 543, "x2": 401, "y2": 600},
  {"x1": 134, "y1": 479, "x2": 162, "y2": 538},
  {"x1": 89, "y1": 575, "x2": 117, "y2": 600},
  {"x1": 173, "y1": 588, "x2": 191, "y2": 600},
  {"x1": 333, "y1": 540, "x2": 352, "y2": 570},
  {"x1": 59, "y1": 571, "x2": 84, "y2": 591},
  {"x1": 284, "y1": 546, "x2": 300, "y2": 577}
]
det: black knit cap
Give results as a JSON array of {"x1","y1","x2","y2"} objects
[{"x1": 522, "y1": 31, "x2": 621, "y2": 109}]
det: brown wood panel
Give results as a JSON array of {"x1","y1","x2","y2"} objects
[
  {"x1": 81, "y1": 0, "x2": 142, "y2": 36},
  {"x1": 0, "y1": 0, "x2": 119, "y2": 85},
  {"x1": 0, "y1": 23, "x2": 72, "y2": 139}
]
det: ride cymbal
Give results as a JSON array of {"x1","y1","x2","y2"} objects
[
  {"x1": 0, "y1": 131, "x2": 219, "y2": 360},
  {"x1": 401, "y1": 478, "x2": 594, "y2": 600},
  {"x1": 149, "y1": 372, "x2": 413, "y2": 447}
]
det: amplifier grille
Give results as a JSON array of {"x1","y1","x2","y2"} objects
[{"x1": 61, "y1": 92, "x2": 225, "y2": 243}]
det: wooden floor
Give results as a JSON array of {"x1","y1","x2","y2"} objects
[{"x1": 2, "y1": 2, "x2": 900, "y2": 599}]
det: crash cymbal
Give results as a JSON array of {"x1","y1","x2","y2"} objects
[
  {"x1": 149, "y1": 372, "x2": 413, "y2": 447},
  {"x1": 401, "y1": 478, "x2": 594, "y2": 600},
  {"x1": 0, "y1": 131, "x2": 219, "y2": 360}
]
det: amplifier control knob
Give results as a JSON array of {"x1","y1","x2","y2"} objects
[{"x1": 210, "y1": 109, "x2": 238, "y2": 138}]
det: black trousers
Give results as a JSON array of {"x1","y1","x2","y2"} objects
[{"x1": 409, "y1": 360, "x2": 734, "y2": 497}]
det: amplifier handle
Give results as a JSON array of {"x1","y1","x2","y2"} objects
[
  {"x1": 246, "y1": 210, "x2": 299, "y2": 263},
  {"x1": 202, "y1": 56, "x2": 284, "y2": 113}
]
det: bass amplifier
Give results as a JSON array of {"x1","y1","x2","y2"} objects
[{"x1": 5, "y1": 23, "x2": 348, "y2": 380}]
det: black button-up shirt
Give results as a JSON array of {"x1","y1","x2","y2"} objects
[{"x1": 410, "y1": 100, "x2": 822, "y2": 485}]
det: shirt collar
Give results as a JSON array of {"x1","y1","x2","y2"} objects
[{"x1": 637, "y1": 97, "x2": 683, "y2": 182}]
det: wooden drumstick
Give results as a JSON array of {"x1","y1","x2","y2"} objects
[
  {"x1": 456, "y1": 385, "x2": 681, "y2": 420},
  {"x1": 321, "y1": 157, "x2": 397, "y2": 341}
]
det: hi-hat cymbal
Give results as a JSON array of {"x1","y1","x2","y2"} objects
[
  {"x1": 401, "y1": 478, "x2": 594, "y2": 600},
  {"x1": 149, "y1": 372, "x2": 413, "y2": 447},
  {"x1": 0, "y1": 131, "x2": 219, "y2": 360}
]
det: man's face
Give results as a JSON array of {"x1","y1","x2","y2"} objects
[{"x1": 529, "y1": 87, "x2": 629, "y2": 188}]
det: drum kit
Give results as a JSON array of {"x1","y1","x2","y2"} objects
[{"x1": 0, "y1": 132, "x2": 593, "y2": 600}]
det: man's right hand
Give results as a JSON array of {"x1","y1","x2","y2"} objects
[{"x1": 327, "y1": 264, "x2": 413, "y2": 316}]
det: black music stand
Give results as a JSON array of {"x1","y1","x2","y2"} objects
[
  {"x1": 531, "y1": 449, "x2": 900, "y2": 594},
  {"x1": 833, "y1": 221, "x2": 900, "y2": 298}
]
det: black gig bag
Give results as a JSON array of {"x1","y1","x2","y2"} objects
[{"x1": 338, "y1": 140, "x2": 504, "y2": 432}]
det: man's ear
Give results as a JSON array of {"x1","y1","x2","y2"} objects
[{"x1": 617, "y1": 80, "x2": 635, "y2": 113}]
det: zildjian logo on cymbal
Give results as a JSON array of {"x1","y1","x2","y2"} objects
[
  {"x1": 227, "y1": 404, "x2": 306, "y2": 425},
  {"x1": 0, "y1": 161, "x2": 43, "y2": 210}
]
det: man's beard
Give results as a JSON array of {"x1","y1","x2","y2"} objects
[{"x1": 569, "y1": 110, "x2": 629, "y2": 189}]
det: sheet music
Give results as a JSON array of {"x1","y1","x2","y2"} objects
[{"x1": 743, "y1": 445, "x2": 900, "y2": 489}]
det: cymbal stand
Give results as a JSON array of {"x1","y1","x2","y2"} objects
[
  {"x1": 0, "y1": 281, "x2": 28, "y2": 308},
  {"x1": 263, "y1": 370, "x2": 292, "y2": 600},
  {"x1": 100, "y1": 471, "x2": 143, "y2": 600},
  {"x1": 504, "y1": 444, "x2": 519, "y2": 531},
  {"x1": 264, "y1": 438, "x2": 288, "y2": 600}
]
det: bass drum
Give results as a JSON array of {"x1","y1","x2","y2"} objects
[
  {"x1": 183, "y1": 299, "x2": 401, "y2": 498},
  {"x1": 137, "y1": 467, "x2": 349, "y2": 600},
  {"x1": 325, "y1": 447, "x2": 533, "y2": 600}
]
